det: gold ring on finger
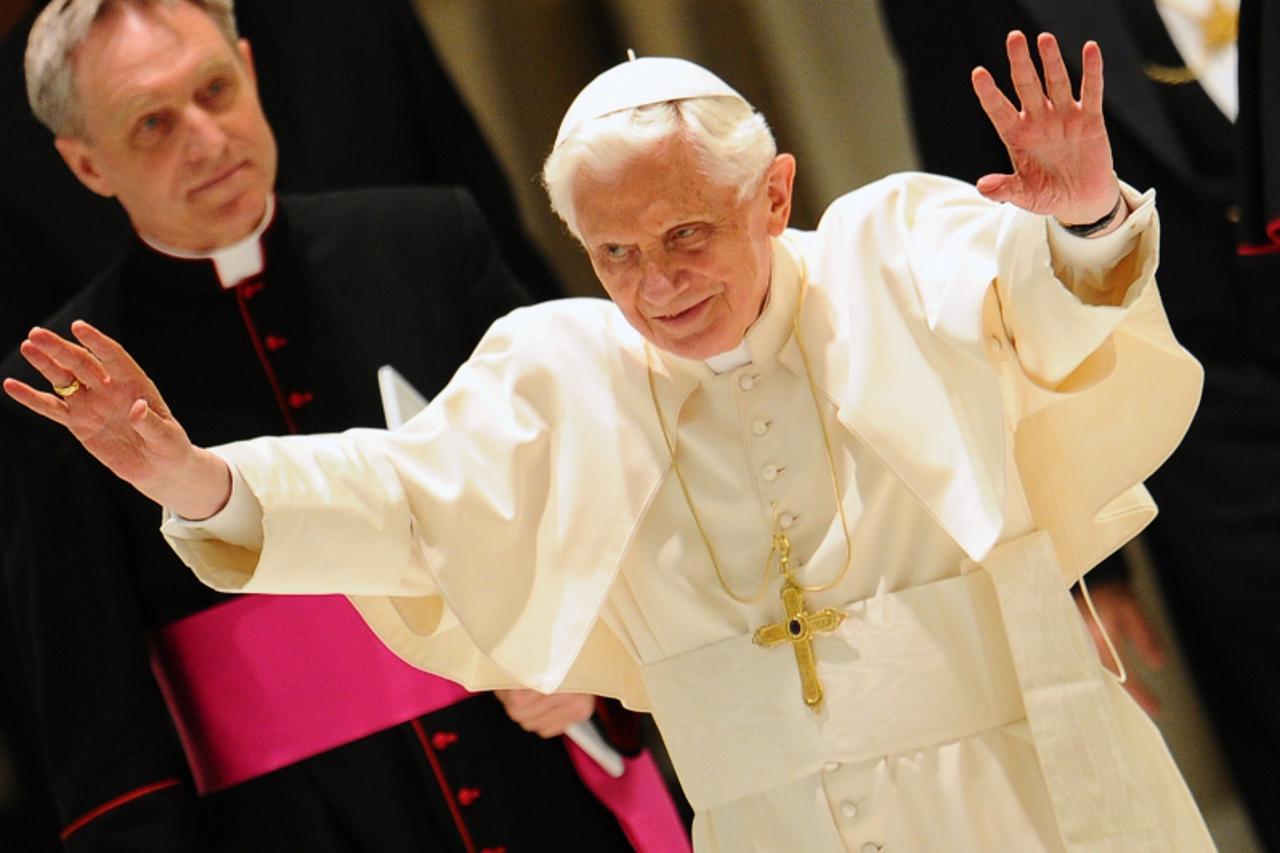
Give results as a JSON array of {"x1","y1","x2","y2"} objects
[{"x1": 52, "y1": 379, "x2": 81, "y2": 398}]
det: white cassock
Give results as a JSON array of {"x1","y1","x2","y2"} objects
[{"x1": 165, "y1": 173, "x2": 1215, "y2": 851}]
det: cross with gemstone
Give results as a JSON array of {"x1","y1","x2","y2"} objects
[{"x1": 752, "y1": 576, "x2": 847, "y2": 712}]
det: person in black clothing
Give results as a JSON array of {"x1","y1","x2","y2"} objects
[
  {"x1": 0, "y1": 0, "x2": 563, "y2": 353},
  {"x1": 0, "y1": 1, "x2": 686, "y2": 850},
  {"x1": 881, "y1": 1, "x2": 1280, "y2": 848}
]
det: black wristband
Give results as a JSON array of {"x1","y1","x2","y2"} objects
[{"x1": 1061, "y1": 194, "x2": 1124, "y2": 237}]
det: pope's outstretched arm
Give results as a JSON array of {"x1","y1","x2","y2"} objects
[
  {"x1": 3, "y1": 31, "x2": 1130, "y2": 525},
  {"x1": 2, "y1": 320, "x2": 231, "y2": 520}
]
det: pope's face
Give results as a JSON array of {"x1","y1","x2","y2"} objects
[
  {"x1": 572, "y1": 138, "x2": 795, "y2": 359},
  {"x1": 54, "y1": 1, "x2": 277, "y2": 251}
]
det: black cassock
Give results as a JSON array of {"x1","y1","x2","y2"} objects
[{"x1": 0, "y1": 188, "x2": 640, "y2": 852}]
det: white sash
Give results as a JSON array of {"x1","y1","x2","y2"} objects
[
  {"x1": 642, "y1": 530, "x2": 1170, "y2": 852},
  {"x1": 640, "y1": 567, "x2": 1024, "y2": 811}
]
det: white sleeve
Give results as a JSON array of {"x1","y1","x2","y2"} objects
[
  {"x1": 1043, "y1": 183, "x2": 1155, "y2": 298},
  {"x1": 159, "y1": 454, "x2": 264, "y2": 550},
  {"x1": 997, "y1": 182, "x2": 1160, "y2": 386}
]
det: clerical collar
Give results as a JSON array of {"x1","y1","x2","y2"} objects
[
  {"x1": 697, "y1": 237, "x2": 802, "y2": 377},
  {"x1": 704, "y1": 339, "x2": 753, "y2": 374},
  {"x1": 139, "y1": 195, "x2": 276, "y2": 288}
]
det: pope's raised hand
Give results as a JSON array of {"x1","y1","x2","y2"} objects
[
  {"x1": 3, "y1": 321, "x2": 231, "y2": 519},
  {"x1": 971, "y1": 31, "x2": 1120, "y2": 227}
]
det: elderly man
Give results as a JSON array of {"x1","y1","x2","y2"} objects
[
  {"x1": 0, "y1": 1, "x2": 684, "y2": 851},
  {"x1": 7, "y1": 27, "x2": 1215, "y2": 852}
]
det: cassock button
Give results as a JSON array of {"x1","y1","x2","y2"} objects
[
  {"x1": 823, "y1": 761, "x2": 840, "y2": 773},
  {"x1": 762, "y1": 464, "x2": 779, "y2": 482},
  {"x1": 840, "y1": 800, "x2": 859, "y2": 819},
  {"x1": 778, "y1": 512, "x2": 797, "y2": 529},
  {"x1": 265, "y1": 334, "x2": 288, "y2": 352},
  {"x1": 458, "y1": 787, "x2": 482, "y2": 806},
  {"x1": 752, "y1": 418, "x2": 769, "y2": 436},
  {"x1": 431, "y1": 731, "x2": 459, "y2": 750},
  {"x1": 739, "y1": 374, "x2": 756, "y2": 391},
  {"x1": 287, "y1": 390, "x2": 314, "y2": 410}
]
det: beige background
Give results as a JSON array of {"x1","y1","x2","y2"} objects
[
  {"x1": 415, "y1": 0, "x2": 916, "y2": 297},
  {"x1": 414, "y1": 2, "x2": 1257, "y2": 849}
]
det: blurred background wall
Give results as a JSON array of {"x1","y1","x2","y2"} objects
[{"x1": 413, "y1": 0, "x2": 917, "y2": 297}]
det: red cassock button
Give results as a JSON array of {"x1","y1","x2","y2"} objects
[
  {"x1": 265, "y1": 334, "x2": 288, "y2": 352},
  {"x1": 457, "y1": 787, "x2": 481, "y2": 806},
  {"x1": 431, "y1": 731, "x2": 459, "y2": 750},
  {"x1": 287, "y1": 390, "x2": 314, "y2": 410}
]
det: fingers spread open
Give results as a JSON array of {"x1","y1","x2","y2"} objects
[
  {"x1": 2, "y1": 378, "x2": 71, "y2": 426},
  {"x1": 1005, "y1": 30, "x2": 1046, "y2": 114},
  {"x1": 28, "y1": 327, "x2": 110, "y2": 389},
  {"x1": 971, "y1": 67, "x2": 1020, "y2": 139},
  {"x1": 19, "y1": 339, "x2": 78, "y2": 390},
  {"x1": 71, "y1": 320, "x2": 137, "y2": 372},
  {"x1": 1036, "y1": 32, "x2": 1075, "y2": 108},
  {"x1": 1080, "y1": 40, "x2": 1104, "y2": 114}
]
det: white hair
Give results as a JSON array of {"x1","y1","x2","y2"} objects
[
  {"x1": 542, "y1": 95, "x2": 777, "y2": 240},
  {"x1": 25, "y1": 0, "x2": 239, "y2": 138}
]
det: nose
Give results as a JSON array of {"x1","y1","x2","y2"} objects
[
  {"x1": 182, "y1": 105, "x2": 229, "y2": 164},
  {"x1": 638, "y1": 251, "x2": 679, "y2": 300}
]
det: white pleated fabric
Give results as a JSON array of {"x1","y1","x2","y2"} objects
[{"x1": 165, "y1": 174, "x2": 1212, "y2": 851}]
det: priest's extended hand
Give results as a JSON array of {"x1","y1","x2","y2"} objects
[
  {"x1": 971, "y1": 31, "x2": 1121, "y2": 229},
  {"x1": 3, "y1": 321, "x2": 232, "y2": 519}
]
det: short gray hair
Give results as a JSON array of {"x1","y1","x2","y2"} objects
[
  {"x1": 542, "y1": 95, "x2": 777, "y2": 240},
  {"x1": 25, "y1": 0, "x2": 239, "y2": 138}
]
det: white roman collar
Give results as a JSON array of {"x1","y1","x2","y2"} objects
[
  {"x1": 704, "y1": 339, "x2": 752, "y2": 374},
  {"x1": 140, "y1": 195, "x2": 276, "y2": 288}
]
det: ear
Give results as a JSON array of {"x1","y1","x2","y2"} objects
[
  {"x1": 763, "y1": 153, "x2": 796, "y2": 237},
  {"x1": 53, "y1": 136, "x2": 116, "y2": 198},
  {"x1": 238, "y1": 38, "x2": 257, "y2": 83}
]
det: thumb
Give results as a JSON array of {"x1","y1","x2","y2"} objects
[
  {"x1": 976, "y1": 173, "x2": 1017, "y2": 203},
  {"x1": 129, "y1": 398, "x2": 184, "y2": 454}
]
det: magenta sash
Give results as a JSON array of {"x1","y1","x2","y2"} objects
[
  {"x1": 150, "y1": 594, "x2": 473, "y2": 794},
  {"x1": 151, "y1": 593, "x2": 690, "y2": 851},
  {"x1": 566, "y1": 743, "x2": 693, "y2": 853}
]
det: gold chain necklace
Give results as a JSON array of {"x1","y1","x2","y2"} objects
[{"x1": 644, "y1": 249, "x2": 853, "y2": 711}]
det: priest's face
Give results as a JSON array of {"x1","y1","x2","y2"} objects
[
  {"x1": 53, "y1": 1, "x2": 277, "y2": 252},
  {"x1": 573, "y1": 138, "x2": 796, "y2": 359}
]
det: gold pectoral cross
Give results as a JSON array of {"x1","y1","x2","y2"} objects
[{"x1": 751, "y1": 533, "x2": 847, "y2": 712}]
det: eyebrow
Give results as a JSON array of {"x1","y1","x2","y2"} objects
[{"x1": 108, "y1": 56, "x2": 238, "y2": 130}]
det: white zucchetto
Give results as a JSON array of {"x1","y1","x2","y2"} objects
[{"x1": 554, "y1": 56, "x2": 747, "y2": 149}]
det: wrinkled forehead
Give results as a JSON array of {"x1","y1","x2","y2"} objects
[{"x1": 573, "y1": 140, "x2": 745, "y2": 242}]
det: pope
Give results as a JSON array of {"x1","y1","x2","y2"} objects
[{"x1": 6, "y1": 32, "x2": 1215, "y2": 851}]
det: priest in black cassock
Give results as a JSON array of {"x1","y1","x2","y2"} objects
[
  {"x1": 882, "y1": 1, "x2": 1280, "y2": 848},
  {"x1": 0, "y1": 1, "x2": 686, "y2": 851},
  {"x1": 0, "y1": 0, "x2": 564, "y2": 352}
]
